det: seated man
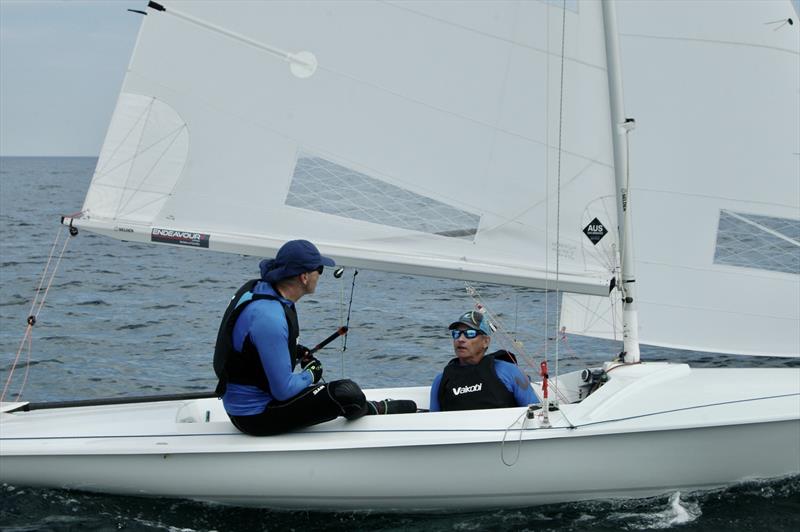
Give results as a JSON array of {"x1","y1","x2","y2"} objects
[
  {"x1": 429, "y1": 310, "x2": 539, "y2": 411},
  {"x1": 214, "y1": 239, "x2": 415, "y2": 436}
]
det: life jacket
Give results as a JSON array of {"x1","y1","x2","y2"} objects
[
  {"x1": 437, "y1": 351, "x2": 518, "y2": 411},
  {"x1": 213, "y1": 279, "x2": 299, "y2": 397}
]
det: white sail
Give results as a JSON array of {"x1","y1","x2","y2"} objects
[
  {"x1": 561, "y1": 0, "x2": 800, "y2": 357},
  {"x1": 69, "y1": 0, "x2": 620, "y2": 295}
]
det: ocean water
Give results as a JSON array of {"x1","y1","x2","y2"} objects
[{"x1": 0, "y1": 157, "x2": 798, "y2": 531}]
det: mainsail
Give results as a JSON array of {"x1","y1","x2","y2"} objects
[
  {"x1": 561, "y1": 0, "x2": 800, "y2": 357},
  {"x1": 69, "y1": 0, "x2": 620, "y2": 295}
]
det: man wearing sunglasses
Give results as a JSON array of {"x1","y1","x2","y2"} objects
[
  {"x1": 429, "y1": 310, "x2": 538, "y2": 412},
  {"x1": 214, "y1": 239, "x2": 383, "y2": 435}
]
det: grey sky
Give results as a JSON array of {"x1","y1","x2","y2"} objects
[
  {"x1": 0, "y1": 0, "x2": 144, "y2": 156},
  {"x1": 1, "y1": 0, "x2": 799, "y2": 156}
]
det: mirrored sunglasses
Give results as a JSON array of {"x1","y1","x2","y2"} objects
[{"x1": 451, "y1": 329, "x2": 482, "y2": 340}]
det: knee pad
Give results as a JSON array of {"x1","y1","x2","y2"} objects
[{"x1": 328, "y1": 379, "x2": 368, "y2": 420}]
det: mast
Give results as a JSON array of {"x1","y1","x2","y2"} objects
[{"x1": 601, "y1": 0, "x2": 640, "y2": 363}]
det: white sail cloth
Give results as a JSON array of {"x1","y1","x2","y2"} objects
[
  {"x1": 561, "y1": 0, "x2": 800, "y2": 357},
  {"x1": 75, "y1": 0, "x2": 619, "y2": 295}
]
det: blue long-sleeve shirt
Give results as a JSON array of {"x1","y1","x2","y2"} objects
[
  {"x1": 222, "y1": 282, "x2": 313, "y2": 416},
  {"x1": 429, "y1": 359, "x2": 539, "y2": 412}
]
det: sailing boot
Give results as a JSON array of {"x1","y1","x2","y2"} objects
[{"x1": 368, "y1": 399, "x2": 417, "y2": 415}]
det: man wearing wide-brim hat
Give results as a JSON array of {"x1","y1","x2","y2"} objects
[{"x1": 214, "y1": 239, "x2": 415, "y2": 436}]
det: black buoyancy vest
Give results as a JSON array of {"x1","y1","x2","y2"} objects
[
  {"x1": 214, "y1": 279, "x2": 299, "y2": 397},
  {"x1": 437, "y1": 353, "x2": 518, "y2": 411}
]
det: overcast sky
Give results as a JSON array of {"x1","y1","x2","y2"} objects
[
  {"x1": 0, "y1": 0, "x2": 145, "y2": 156},
  {"x1": 1, "y1": 0, "x2": 799, "y2": 156}
]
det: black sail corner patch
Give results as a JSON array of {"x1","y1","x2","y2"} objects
[{"x1": 583, "y1": 217, "x2": 608, "y2": 245}]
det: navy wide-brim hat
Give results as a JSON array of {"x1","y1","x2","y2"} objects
[{"x1": 259, "y1": 240, "x2": 335, "y2": 283}]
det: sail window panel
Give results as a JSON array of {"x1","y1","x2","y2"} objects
[
  {"x1": 714, "y1": 211, "x2": 800, "y2": 275},
  {"x1": 286, "y1": 155, "x2": 480, "y2": 239}
]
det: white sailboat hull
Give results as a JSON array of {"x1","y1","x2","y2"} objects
[{"x1": 2, "y1": 364, "x2": 798, "y2": 510}]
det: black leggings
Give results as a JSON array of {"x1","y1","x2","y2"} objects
[{"x1": 229, "y1": 379, "x2": 368, "y2": 436}]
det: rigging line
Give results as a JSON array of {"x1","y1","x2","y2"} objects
[
  {"x1": 33, "y1": 231, "x2": 72, "y2": 320},
  {"x1": 465, "y1": 284, "x2": 572, "y2": 406},
  {"x1": 500, "y1": 408, "x2": 531, "y2": 467},
  {"x1": 26, "y1": 227, "x2": 64, "y2": 320},
  {"x1": 339, "y1": 270, "x2": 345, "y2": 377},
  {"x1": 553, "y1": 0, "x2": 568, "y2": 402},
  {"x1": 543, "y1": 0, "x2": 552, "y2": 388},
  {"x1": 0, "y1": 326, "x2": 31, "y2": 403},
  {"x1": 464, "y1": 283, "x2": 529, "y2": 363},
  {"x1": 13, "y1": 333, "x2": 33, "y2": 403},
  {"x1": 2, "y1": 228, "x2": 72, "y2": 403},
  {"x1": 2, "y1": 228, "x2": 64, "y2": 402},
  {"x1": 341, "y1": 269, "x2": 359, "y2": 353}
]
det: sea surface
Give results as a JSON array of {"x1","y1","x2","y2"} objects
[{"x1": 0, "y1": 157, "x2": 798, "y2": 531}]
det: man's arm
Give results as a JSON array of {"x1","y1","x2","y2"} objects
[
  {"x1": 429, "y1": 373, "x2": 443, "y2": 412},
  {"x1": 495, "y1": 361, "x2": 539, "y2": 406},
  {"x1": 245, "y1": 301, "x2": 314, "y2": 400}
]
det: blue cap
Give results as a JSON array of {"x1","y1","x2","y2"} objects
[
  {"x1": 259, "y1": 240, "x2": 335, "y2": 283},
  {"x1": 448, "y1": 310, "x2": 492, "y2": 336}
]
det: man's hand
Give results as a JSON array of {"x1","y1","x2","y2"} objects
[
  {"x1": 302, "y1": 357, "x2": 323, "y2": 384},
  {"x1": 296, "y1": 344, "x2": 312, "y2": 365}
]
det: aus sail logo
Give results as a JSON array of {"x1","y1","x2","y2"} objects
[
  {"x1": 151, "y1": 227, "x2": 210, "y2": 248},
  {"x1": 583, "y1": 217, "x2": 608, "y2": 245}
]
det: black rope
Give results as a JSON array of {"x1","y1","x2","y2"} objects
[{"x1": 341, "y1": 270, "x2": 358, "y2": 352}]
